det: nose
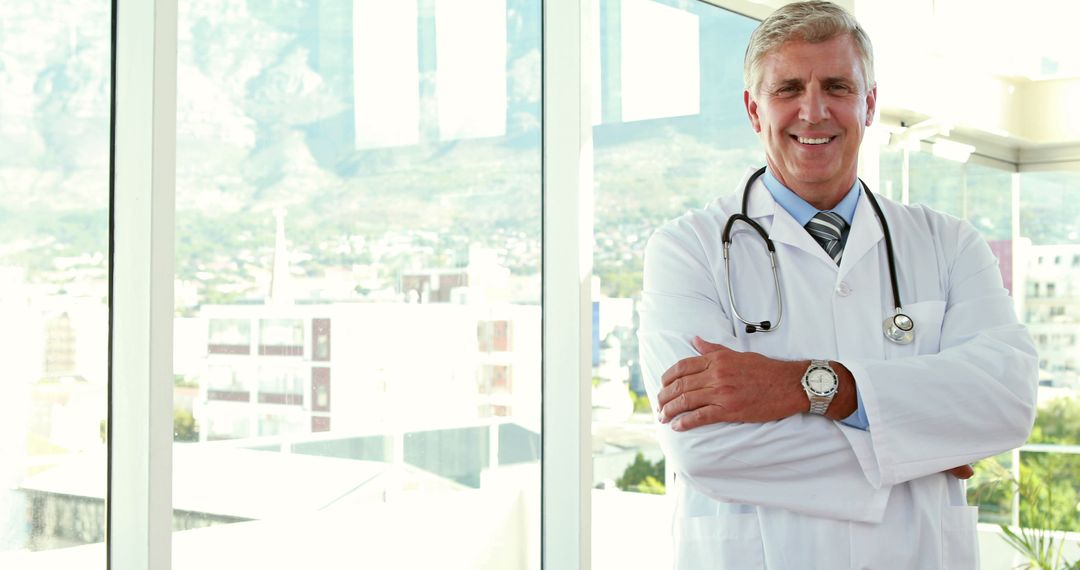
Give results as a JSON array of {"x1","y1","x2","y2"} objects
[{"x1": 799, "y1": 86, "x2": 829, "y2": 124}]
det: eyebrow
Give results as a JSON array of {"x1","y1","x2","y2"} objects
[
  {"x1": 769, "y1": 78, "x2": 804, "y2": 92},
  {"x1": 822, "y1": 76, "x2": 855, "y2": 86},
  {"x1": 767, "y1": 76, "x2": 856, "y2": 92}
]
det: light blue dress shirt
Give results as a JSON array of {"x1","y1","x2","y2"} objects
[{"x1": 761, "y1": 168, "x2": 870, "y2": 431}]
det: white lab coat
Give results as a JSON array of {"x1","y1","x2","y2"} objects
[{"x1": 637, "y1": 169, "x2": 1038, "y2": 569}]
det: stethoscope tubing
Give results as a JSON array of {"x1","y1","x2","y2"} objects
[
  {"x1": 722, "y1": 166, "x2": 909, "y2": 337},
  {"x1": 862, "y1": 186, "x2": 902, "y2": 312}
]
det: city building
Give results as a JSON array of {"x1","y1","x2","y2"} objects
[{"x1": 1024, "y1": 243, "x2": 1080, "y2": 389}]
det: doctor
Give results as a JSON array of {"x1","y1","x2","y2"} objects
[{"x1": 637, "y1": 1, "x2": 1038, "y2": 568}]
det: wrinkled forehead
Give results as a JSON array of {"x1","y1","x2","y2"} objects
[{"x1": 758, "y1": 36, "x2": 867, "y2": 86}]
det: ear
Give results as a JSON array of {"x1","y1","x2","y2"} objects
[
  {"x1": 744, "y1": 90, "x2": 762, "y2": 133},
  {"x1": 864, "y1": 84, "x2": 877, "y2": 127}
]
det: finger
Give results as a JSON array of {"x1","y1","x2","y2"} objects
[
  {"x1": 660, "y1": 383, "x2": 723, "y2": 423},
  {"x1": 945, "y1": 465, "x2": 974, "y2": 479},
  {"x1": 656, "y1": 376, "x2": 683, "y2": 409},
  {"x1": 671, "y1": 404, "x2": 726, "y2": 431},
  {"x1": 658, "y1": 390, "x2": 696, "y2": 423},
  {"x1": 657, "y1": 366, "x2": 716, "y2": 409},
  {"x1": 692, "y1": 336, "x2": 731, "y2": 355},
  {"x1": 661, "y1": 354, "x2": 709, "y2": 387}
]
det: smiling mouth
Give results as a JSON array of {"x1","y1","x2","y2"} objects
[{"x1": 792, "y1": 135, "x2": 835, "y2": 145}]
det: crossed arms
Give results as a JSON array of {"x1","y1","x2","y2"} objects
[{"x1": 637, "y1": 211, "x2": 1037, "y2": 522}]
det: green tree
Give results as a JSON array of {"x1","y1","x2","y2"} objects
[
  {"x1": 616, "y1": 452, "x2": 665, "y2": 495},
  {"x1": 1029, "y1": 397, "x2": 1080, "y2": 445},
  {"x1": 1024, "y1": 397, "x2": 1080, "y2": 533},
  {"x1": 174, "y1": 408, "x2": 200, "y2": 442},
  {"x1": 970, "y1": 397, "x2": 1080, "y2": 533},
  {"x1": 628, "y1": 390, "x2": 653, "y2": 414}
]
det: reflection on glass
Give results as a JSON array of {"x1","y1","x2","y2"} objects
[
  {"x1": 619, "y1": 0, "x2": 699, "y2": 122},
  {"x1": 0, "y1": 1, "x2": 109, "y2": 567},
  {"x1": 905, "y1": 153, "x2": 1012, "y2": 241},
  {"x1": 590, "y1": 0, "x2": 759, "y2": 567},
  {"x1": 173, "y1": 1, "x2": 541, "y2": 567}
]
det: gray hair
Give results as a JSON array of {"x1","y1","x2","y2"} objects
[{"x1": 744, "y1": 1, "x2": 875, "y2": 94}]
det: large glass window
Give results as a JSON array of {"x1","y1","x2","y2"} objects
[
  {"x1": 3, "y1": 0, "x2": 1078, "y2": 566},
  {"x1": 589, "y1": 0, "x2": 760, "y2": 565},
  {"x1": 172, "y1": 1, "x2": 541, "y2": 567},
  {"x1": 0, "y1": 1, "x2": 110, "y2": 566}
]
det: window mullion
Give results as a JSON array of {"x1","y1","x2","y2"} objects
[
  {"x1": 110, "y1": 0, "x2": 178, "y2": 568},
  {"x1": 541, "y1": 0, "x2": 593, "y2": 568}
]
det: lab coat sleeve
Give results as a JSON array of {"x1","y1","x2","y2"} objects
[
  {"x1": 838, "y1": 388, "x2": 870, "y2": 430},
  {"x1": 840, "y1": 216, "x2": 1038, "y2": 488},
  {"x1": 638, "y1": 223, "x2": 893, "y2": 523}
]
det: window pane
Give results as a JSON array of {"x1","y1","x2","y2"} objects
[
  {"x1": 892, "y1": 151, "x2": 1024, "y2": 524},
  {"x1": 1015, "y1": 170, "x2": 1080, "y2": 532},
  {"x1": 903, "y1": 153, "x2": 1015, "y2": 300},
  {"x1": 0, "y1": 2, "x2": 110, "y2": 567},
  {"x1": 955, "y1": 169, "x2": 1080, "y2": 530},
  {"x1": 906, "y1": 153, "x2": 1013, "y2": 242},
  {"x1": 896, "y1": 155, "x2": 1080, "y2": 533},
  {"x1": 590, "y1": 0, "x2": 759, "y2": 566},
  {"x1": 173, "y1": 1, "x2": 541, "y2": 567}
]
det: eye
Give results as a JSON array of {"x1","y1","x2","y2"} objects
[{"x1": 827, "y1": 84, "x2": 852, "y2": 94}]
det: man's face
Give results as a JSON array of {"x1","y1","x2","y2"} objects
[{"x1": 744, "y1": 34, "x2": 876, "y2": 209}]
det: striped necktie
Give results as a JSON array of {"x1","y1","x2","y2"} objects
[{"x1": 805, "y1": 211, "x2": 848, "y2": 265}]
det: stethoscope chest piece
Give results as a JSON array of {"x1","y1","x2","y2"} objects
[{"x1": 883, "y1": 311, "x2": 915, "y2": 345}]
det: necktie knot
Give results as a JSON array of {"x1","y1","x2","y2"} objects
[{"x1": 806, "y1": 211, "x2": 848, "y2": 264}]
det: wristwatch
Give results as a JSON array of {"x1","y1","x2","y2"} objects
[{"x1": 801, "y1": 359, "x2": 838, "y2": 415}]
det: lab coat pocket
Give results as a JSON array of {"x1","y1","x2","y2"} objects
[
  {"x1": 676, "y1": 513, "x2": 764, "y2": 569},
  {"x1": 886, "y1": 300, "x2": 946, "y2": 357},
  {"x1": 940, "y1": 506, "x2": 979, "y2": 569}
]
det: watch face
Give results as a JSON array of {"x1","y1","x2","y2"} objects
[{"x1": 806, "y1": 368, "x2": 837, "y2": 396}]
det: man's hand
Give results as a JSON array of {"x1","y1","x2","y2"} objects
[
  {"x1": 656, "y1": 336, "x2": 807, "y2": 430},
  {"x1": 945, "y1": 465, "x2": 974, "y2": 479}
]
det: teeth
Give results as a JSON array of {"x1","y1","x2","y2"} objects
[{"x1": 798, "y1": 136, "x2": 831, "y2": 145}]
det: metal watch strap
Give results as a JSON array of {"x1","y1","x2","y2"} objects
[{"x1": 808, "y1": 394, "x2": 831, "y2": 415}]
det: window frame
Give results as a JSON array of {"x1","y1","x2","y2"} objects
[
  {"x1": 110, "y1": 0, "x2": 178, "y2": 567},
  {"x1": 541, "y1": 0, "x2": 594, "y2": 566}
]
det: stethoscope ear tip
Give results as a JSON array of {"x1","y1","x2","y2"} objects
[{"x1": 746, "y1": 321, "x2": 772, "y2": 334}]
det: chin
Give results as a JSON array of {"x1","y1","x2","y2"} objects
[{"x1": 789, "y1": 169, "x2": 837, "y2": 186}]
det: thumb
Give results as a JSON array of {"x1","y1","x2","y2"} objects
[{"x1": 692, "y1": 336, "x2": 729, "y2": 355}]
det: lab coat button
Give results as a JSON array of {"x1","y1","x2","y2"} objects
[{"x1": 836, "y1": 282, "x2": 852, "y2": 297}]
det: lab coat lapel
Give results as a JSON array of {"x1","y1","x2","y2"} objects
[
  {"x1": 745, "y1": 177, "x2": 836, "y2": 265},
  {"x1": 837, "y1": 190, "x2": 884, "y2": 280}
]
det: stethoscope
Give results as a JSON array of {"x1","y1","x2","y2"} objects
[{"x1": 721, "y1": 167, "x2": 915, "y2": 345}]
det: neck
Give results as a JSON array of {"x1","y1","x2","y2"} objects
[{"x1": 766, "y1": 165, "x2": 857, "y2": 211}]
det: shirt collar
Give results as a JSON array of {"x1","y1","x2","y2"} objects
[{"x1": 761, "y1": 167, "x2": 861, "y2": 226}]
